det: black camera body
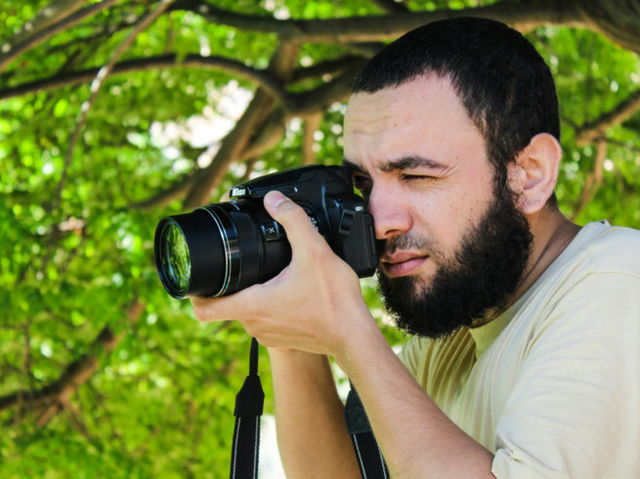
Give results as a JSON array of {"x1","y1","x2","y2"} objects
[{"x1": 154, "y1": 165, "x2": 379, "y2": 299}]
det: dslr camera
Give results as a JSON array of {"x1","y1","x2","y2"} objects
[{"x1": 154, "y1": 165, "x2": 379, "y2": 298}]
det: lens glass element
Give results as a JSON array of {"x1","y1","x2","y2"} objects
[{"x1": 161, "y1": 223, "x2": 191, "y2": 292}]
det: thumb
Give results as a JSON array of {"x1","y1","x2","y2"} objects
[{"x1": 263, "y1": 190, "x2": 326, "y2": 252}]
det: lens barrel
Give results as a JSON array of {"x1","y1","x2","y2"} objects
[{"x1": 154, "y1": 201, "x2": 291, "y2": 299}]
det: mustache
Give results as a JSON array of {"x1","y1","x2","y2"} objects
[{"x1": 384, "y1": 233, "x2": 441, "y2": 258}]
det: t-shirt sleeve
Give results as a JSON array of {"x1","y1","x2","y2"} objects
[{"x1": 491, "y1": 272, "x2": 640, "y2": 478}]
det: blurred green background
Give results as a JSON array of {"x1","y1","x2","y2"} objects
[{"x1": 1, "y1": 0, "x2": 639, "y2": 477}]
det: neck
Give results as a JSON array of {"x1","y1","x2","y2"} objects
[
  {"x1": 513, "y1": 208, "x2": 580, "y2": 303},
  {"x1": 476, "y1": 209, "x2": 580, "y2": 327}
]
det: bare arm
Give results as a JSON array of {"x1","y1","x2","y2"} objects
[
  {"x1": 191, "y1": 192, "x2": 494, "y2": 478},
  {"x1": 268, "y1": 349, "x2": 359, "y2": 478},
  {"x1": 335, "y1": 320, "x2": 495, "y2": 478}
]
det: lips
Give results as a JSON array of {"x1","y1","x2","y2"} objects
[{"x1": 381, "y1": 252, "x2": 428, "y2": 277}]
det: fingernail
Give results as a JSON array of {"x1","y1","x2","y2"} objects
[{"x1": 265, "y1": 190, "x2": 288, "y2": 209}]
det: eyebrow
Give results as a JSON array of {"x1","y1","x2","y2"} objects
[{"x1": 343, "y1": 156, "x2": 449, "y2": 174}]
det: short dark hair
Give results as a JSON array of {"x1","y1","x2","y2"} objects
[{"x1": 352, "y1": 17, "x2": 559, "y2": 205}]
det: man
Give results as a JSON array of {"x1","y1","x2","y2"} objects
[{"x1": 192, "y1": 18, "x2": 640, "y2": 477}]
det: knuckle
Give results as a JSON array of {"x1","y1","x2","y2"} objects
[
  {"x1": 192, "y1": 306, "x2": 210, "y2": 322},
  {"x1": 280, "y1": 202, "x2": 307, "y2": 223},
  {"x1": 190, "y1": 297, "x2": 221, "y2": 322},
  {"x1": 306, "y1": 240, "x2": 326, "y2": 258},
  {"x1": 189, "y1": 299, "x2": 204, "y2": 317},
  {"x1": 193, "y1": 310, "x2": 208, "y2": 322}
]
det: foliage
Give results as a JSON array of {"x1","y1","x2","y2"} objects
[{"x1": 0, "y1": 0, "x2": 639, "y2": 477}]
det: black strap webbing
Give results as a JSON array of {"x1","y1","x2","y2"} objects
[
  {"x1": 345, "y1": 387, "x2": 389, "y2": 479},
  {"x1": 229, "y1": 342, "x2": 388, "y2": 479},
  {"x1": 229, "y1": 338, "x2": 264, "y2": 479}
]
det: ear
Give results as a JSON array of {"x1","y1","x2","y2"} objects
[{"x1": 507, "y1": 133, "x2": 562, "y2": 214}]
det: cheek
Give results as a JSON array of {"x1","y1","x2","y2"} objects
[
  {"x1": 410, "y1": 183, "x2": 493, "y2": 259},
  {"x1": 407, "y1": 192, "x2": 463, "y2": 258}
]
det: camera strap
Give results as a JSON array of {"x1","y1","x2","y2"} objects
[
  {"x1": 345, "y1": 386, "x2": 390, "y2": 478},
  {"x1": 229, "y1": 341, "x2": 388, "y2": 479},
  {"x1": 229, "y1": 337, "x2": 264, "y2": 479}
]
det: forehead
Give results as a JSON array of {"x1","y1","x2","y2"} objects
[{"x1": 343, "y1": 74, "x2": 484, "y2": 168}]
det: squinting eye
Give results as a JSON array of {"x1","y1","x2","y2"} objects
[{"x1": 402, "y1": 174, "x2": 436, "y2": 182}]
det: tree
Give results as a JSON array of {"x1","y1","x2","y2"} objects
[{"x1": 1, "y1": 0, "x2": 638, "y2": 477}]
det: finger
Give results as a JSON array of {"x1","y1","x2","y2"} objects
[
  {"x1": 263, "y1": 190, "x2": 329, "y2": 257},
  {"x1": 189, "y1": 285, "x2": 262, "y2": 322}
]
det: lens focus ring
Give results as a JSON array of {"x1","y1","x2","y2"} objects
[{"x1": 198, "y1": 204, "x2": 242, "y2": 297}]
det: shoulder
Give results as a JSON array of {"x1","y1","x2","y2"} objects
[
  {"x1": 523, "y1": 222, "x2": 640, "y2": 351},
  {"x1": 538, "y1": 221, "x2": 640, "y2": 326},
  {"x1": 524, "y1": 221, "x2": 640, "y2": 308},
  {"x1": 572, "y1": 221, "x2": 640, "y2": 276},
  {"x1": 507, "y1": 222, "x2": 640, "y2": 354}
]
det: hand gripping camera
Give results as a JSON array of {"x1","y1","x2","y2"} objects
[{"x1": 154, "y1": 165, "x2": 379, "y2": 298}]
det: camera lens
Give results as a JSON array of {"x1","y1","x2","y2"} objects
[
  {"x1": 154, "y1": 201, "x2": 292, "y2": 299},
  {"x1": 160, "y1": 223, "x2": 191, "y2": 292}
]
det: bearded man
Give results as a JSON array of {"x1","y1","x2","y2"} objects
[{"x1": 192, "y1": 17, "x2": 640, "y2": 478}]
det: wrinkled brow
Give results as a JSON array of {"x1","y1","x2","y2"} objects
[
  {"x1": 379, "y1": 156, "x2": 448, "y2": 172},
  {"x1": 342, "y1": 156, "x2": 448, "y2": 174}
]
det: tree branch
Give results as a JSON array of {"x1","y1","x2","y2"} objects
[
  {"x1": 302, "y1": 113, "x2": 322, "y2": 165},
  {"x1": 134, "y1": 107, "x2": 290, "y2": 209},
  {"x1": 182, "y1": 43, "x2": 299, "y2": 207},
  {"x1": 174, "y1": 0, "x2": 586, "y2": 43},
  {"x1": 0, "y1": 53, "x2": 286, "y2": 102},
  {"x1": 0, "y1": 299, "x2": 145, "y2": 414},
  {"x1": 131, "y1": 107, "x2": 292, "y2": 211},
  {"x1": 291, "y1": 55, "x2": 368, "y2": 83},
  {"x1": 603, "y1": 137, "x2": 640, "y2": 155},
  {"x1": 242, "y1": 108, "x2": 287, "y2": 159},
  {"x1": 571, "y1": 139, "x2": 608, "y2": 220},
  {"x1": 575, "y1": 89, "x2": 640, "y2": 145},
  {"x1": 125, "y1": 49, "x2": 359, "y2": 207},
  {"x1": 1, "y1": 0, "x2": 91, "y2": 46},
  {"x1": 289, "y1": 64, "x2": 364, "y2": 115},
  {"x1": 574, "y1": 0, "x2": 640, "y2": 54},
  {"x1": 54, "y1": 0, "x2": 177, "y2": 217},
  {"x1": 370, "y1": 0, "x2": 409, "y2": 14},
  {"x1": 182, "y1": 89, "x2": 273, "y2": 208},
  {"x1": 343, "y1": 42, "x2": 385, "y2": 57},
  {"x1": 239, "y1": 157, "x2": 259, "y2": 183},
  {"x1": 129, "y1": 170, "x2": 199, "y2": 210},
  {"x1": 0, "y1": 0, "x2": 121, "y2": 73},
  {"x1": 60, "y1": 398, "x2": 98, "y2": 444}
]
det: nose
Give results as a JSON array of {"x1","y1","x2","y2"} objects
[{"x1": 367, "y1": 185, "x2": 413, "y2": 240}]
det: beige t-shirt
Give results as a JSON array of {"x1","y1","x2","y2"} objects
[{"x1": 399, "y1": 221, "x2": 640, "y2": 477}]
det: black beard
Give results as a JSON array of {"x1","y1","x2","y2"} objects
[{"x1": 377, "y1": 186, "x2": 533, "y2": 339}]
